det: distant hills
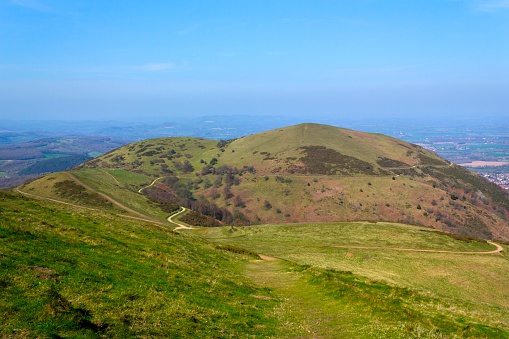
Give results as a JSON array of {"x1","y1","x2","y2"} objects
[
  {"x1": 0, "y1": 136, "x2": 124, "y2": 188},
  {"x1": 59, "y1": 123, "x2": 509, "y2": 241}
]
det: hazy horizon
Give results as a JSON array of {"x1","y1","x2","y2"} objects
[{"x1": 1, "y1": 0, "x2": 508, "y2": 121}]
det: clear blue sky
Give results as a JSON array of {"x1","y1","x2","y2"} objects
[{"x1": 1, "y1": 0, "x2": 508, "y2": 121}]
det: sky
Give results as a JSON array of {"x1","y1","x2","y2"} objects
[{"x1": 0, "y1": 0, "x2": 508, "y2": 121}]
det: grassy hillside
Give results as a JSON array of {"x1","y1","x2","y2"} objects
[
  {"x1": 0, "y1": 190, "x2": 279, "y2": 338},
  {"x1": 2, "y1": 190, "x2": 509, "y2": 337},
  {"x1": 217, "y1": 123, "x2": 438, "y2": 171},
  {"x1": 80, "y1": 124, "x2": 446, "y2": 178},
  {"x1": 19, "y1": 169, "x2": 170, "y2": 223},
  {"x1": 73, "y1": 123, "x2": 509, "y2": 241}
]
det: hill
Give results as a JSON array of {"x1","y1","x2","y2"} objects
[{"x1": 62, "y1": 123, "x2": 509, "y2": 241}]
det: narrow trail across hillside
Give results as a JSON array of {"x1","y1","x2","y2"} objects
[
  {"x1": 138, "y1": 177, "x2": 163, "y2": 193},
  {"x1": 15, "y1": 186, "x2": 167, "y2": 226},
  {"x1": 16, "y1": 173, "x2": 196, "y2": 231},
  {"x1": 101, "y1": 169, "x2": 121, "y2": 185},
  {"x1": 15, "y1": 187, "x2": 101, "y2": 212},
  {"x1": 66, "y1": 172, "x2": 152, "y2": 221},
  {"x1": 334, "y1": 240, "x2": 504, "y2": 255},
  {"x1": 168, "y1": 207, "x2": 194, "y2": 230}
]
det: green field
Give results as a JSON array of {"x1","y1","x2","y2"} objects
[{"x1": 0, "y1": 190, "x2": 280, "y2": 338}]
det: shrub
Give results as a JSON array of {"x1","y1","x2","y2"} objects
[
  {"x1": 180, "y1": 210, "x2": 222, "y2": 227},
  {"x1": 233, "y1": 196, "x2": 245, "y2": 208},
  {"x1": 173, "y1": 160, "x2": 194, "y2": 173},
  {"x1": 213, "y1": 244, "x2": 259, "y2": 258}
]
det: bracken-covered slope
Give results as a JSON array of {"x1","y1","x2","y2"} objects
[{"x1": 70, "y1": 123, "x2": 509, "y2": 241}]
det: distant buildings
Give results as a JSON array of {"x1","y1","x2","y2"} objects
[{"x1": 478, "y1": 172, "x2": 509, "y2": 190}]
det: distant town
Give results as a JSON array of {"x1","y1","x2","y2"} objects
[
  {"x1": 388, "y1": 119, "x2": 508, "y2": 192},
  {"x1": 477, "y1": 172, "x2": 509, "y2": 190}
]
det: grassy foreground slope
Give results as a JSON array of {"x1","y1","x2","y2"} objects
[
  {"x1": 0, "y1": 190, "x2": 278, "y2": 338},
  {"x1": 2, "y1": 189, "x2": 509, "y2": 337}
]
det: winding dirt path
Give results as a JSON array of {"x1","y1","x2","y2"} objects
[
  {"x1": 168, "y1": 207, "x2": 194, "y2": 230},
  {"x1": 16, "y1": 172, "x2": 168, "y2": 226},
  {"x1": 16, "y1": 186, "x2": 166, "y2": 226},
  {"x1": 334, "y1": 240, "x2": 503, "y2": 255},
  {"x1": 16, "y1": 173, "x2": 199, "y2": 231},
  {"x1": 138, "y1": 177, "x2": 163, "y2": 193}
]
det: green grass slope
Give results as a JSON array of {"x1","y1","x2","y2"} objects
[
  {"x1": 18, "y1": 169, "x2": 170, "y2": 223},
  {"x1": 218, "y1": 123, "x2": 439, "y2": 171},
  {"x1": 2, "y1": 190, "x2": 509, "y2": 337},
  {"x1": 0, "y1": 190, "x2": 279, "y2": 338}
]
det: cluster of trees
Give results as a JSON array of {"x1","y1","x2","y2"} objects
[
  {"x1": 199, "y1": 165, "x2": 255, "y2": 208},
  {"x1": 200, "y1": 163, "x2": 255, "y2": 177},
  {"x1": 143, "y1": 174, "x2": 250, "y2": 226},
  {"x1": 275, "y1": 176, "x2": 292, "y2": 184},
  {"x1": 179, "y1": 210, "x2": 222, "y2": 227},
  {"x1": 173, "y1": 160, "x2": 194, "y2": 173}
]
